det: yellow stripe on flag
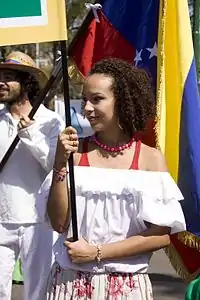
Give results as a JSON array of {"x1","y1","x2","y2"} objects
[{"x1": 157, "y1": 0, "x2": 193, "y2": 181}]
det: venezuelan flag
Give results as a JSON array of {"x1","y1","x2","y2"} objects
[
  {"x1": 69, "y1": 0, "x2": 200, "y2": 280},
  {"x1": 158, "y1": 0, "x2": 200, "y2": 281}
]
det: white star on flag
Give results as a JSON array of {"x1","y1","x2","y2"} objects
[
  {"x1": 146, "y1": 42, "x2": 157, "y2": 59},
  {"x1": 134, "y1": 49, "x2": 143, "y2": 66}
]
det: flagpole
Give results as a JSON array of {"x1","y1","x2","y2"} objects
[
  {"x1": 68, "y1": 10, "x2": 94, "y2": 56},
  {"x1": 36, "y1": 43, "x2": 40, "y2": 68},
  {"x1": 60, "y1": 40, "x2": 78, "y2": 241}
]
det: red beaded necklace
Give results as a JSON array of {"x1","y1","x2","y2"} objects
[{"x1": 90, "y1": 134, "x2": 135, "y2": 153}]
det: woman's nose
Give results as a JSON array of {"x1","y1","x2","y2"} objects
[{"x1": 84, "y1": 100, "x2": 94, "y2": 112}]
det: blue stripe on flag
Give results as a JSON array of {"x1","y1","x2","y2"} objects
[
  {"x1": 178, "y1": 58, "x2": 200, "y2": 236},
  {"x1": 101, "y1": 0, "x2": 159, "y2": 50}
]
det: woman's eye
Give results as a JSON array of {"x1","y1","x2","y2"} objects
[{"x1": 94, "y1": 96, "x2": 103, "y2": 102}]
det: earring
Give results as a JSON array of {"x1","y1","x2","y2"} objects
[{"x1": 117, "y1": 118, "x2": 123, "y2": 130}]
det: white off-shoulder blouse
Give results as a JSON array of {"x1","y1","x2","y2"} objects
[{"x1": 38, "y1": 166, "x2": 186, "y2": 274}]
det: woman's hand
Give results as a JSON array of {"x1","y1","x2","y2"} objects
[
  {"x1": 64, "y1": 238, "x2": 96, "y2": 264},
  {"x1": 55, "y1": 126, "x2": 79, "y2": 168}
]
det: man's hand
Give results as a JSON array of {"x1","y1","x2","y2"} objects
[{"x1": 18, "y1": 115, "x2": 35, "y2": 130}]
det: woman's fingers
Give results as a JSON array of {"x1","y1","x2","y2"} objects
[
  {"x1": 63, "y1": 126, "x2": 77, "y2": 135},
  {"x1": 55, "y1": 126, "x2": 79, "y2": 162},
  {"x1": 59, "y1": 133, "x2": 78, "y2": 141}
]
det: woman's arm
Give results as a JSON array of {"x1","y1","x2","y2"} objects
[
  {"x1": 100, "y1": 225, "x2": 170, "y2": 261},
  {"x1": 65, "y1": 224, "x2": 170, "y2": 264},
  {"x1": 47, "y1": 126, "x2": 79, "y2": 233},
  {"x1": 47, "y1": 166, "x2": 70, "y2": 233}
]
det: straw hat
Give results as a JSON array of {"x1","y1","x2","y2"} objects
[{"x1": 0, "y1": 51, "x2": 48, "y2": 89}]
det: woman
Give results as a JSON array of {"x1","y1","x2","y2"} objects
[{"x1": 46, "y1": 58, "x2": 186, "y2": 299}]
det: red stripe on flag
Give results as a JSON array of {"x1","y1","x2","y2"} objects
[
  {"x1": 170, "y1": 234, "x2": 200, "y2": 277},
  {"x1": 71, "y1": 12, "x2": 135, "y2": 77}
]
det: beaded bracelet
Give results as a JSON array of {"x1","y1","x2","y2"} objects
[
  {"x1": 96, "y1": 244, "x2": 102, "y2": 264},
  {"x1": 53, "y1": 167, "x2": 68, "y2": 182}
]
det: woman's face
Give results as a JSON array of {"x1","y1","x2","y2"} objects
[{"x1": 83, "y1": 73, "x2": 117, "y2": 132}]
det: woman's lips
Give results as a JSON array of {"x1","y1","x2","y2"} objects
[{"x1": 87, "y1": 116, "x2": 100, "y2": 123}]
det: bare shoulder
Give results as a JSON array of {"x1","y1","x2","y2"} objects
[{"x1": 140, "y1": 143, "x2": 168, "y2": 172}]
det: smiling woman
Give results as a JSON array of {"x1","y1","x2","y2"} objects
[
  {"x1": 45, "y1": 58, "x2": 186, "y2": 300},
  {"x1": 83, "y1": 58, "x2": 155, "y2": 137}
]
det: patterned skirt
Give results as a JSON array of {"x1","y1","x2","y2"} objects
[{"x1": 47, "y1": 263, "x2": 153, "y2": 300}]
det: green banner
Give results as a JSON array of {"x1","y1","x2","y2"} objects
[{"x1": 0, "y1": 0, "x2": 42, "y2": 18}]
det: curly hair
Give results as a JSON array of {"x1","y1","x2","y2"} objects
[
  {"x1": 19, "y1": 71, "x2": 40, "y2": 104},
  {"x1": 89, "y1": 58, "x2": 155, "y2": 136}
]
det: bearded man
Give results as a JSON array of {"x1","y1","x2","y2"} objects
[{"x1": 0, "y1": 51, "x2": 64, "y2": 300}]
